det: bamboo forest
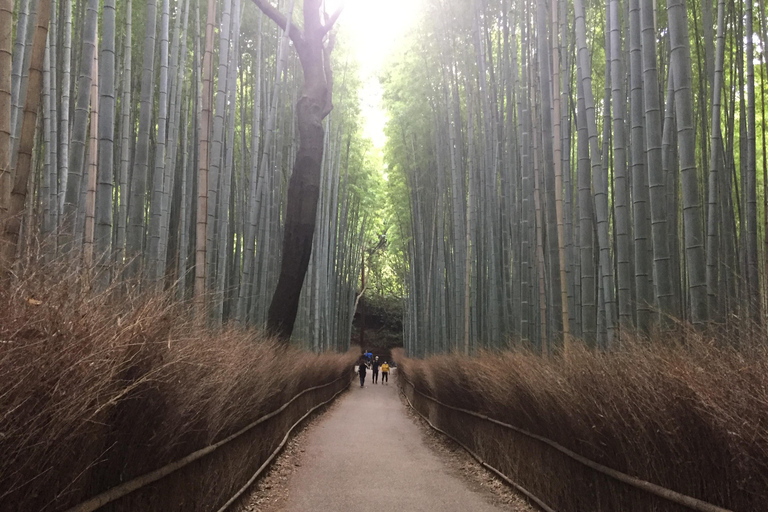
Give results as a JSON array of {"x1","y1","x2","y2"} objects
[
  {"x1": 1, "y1": 0, "x2": 768, "y2": 352},
  {"x1": 3, "y1": 1, "x2": 768, "y2": 511}
]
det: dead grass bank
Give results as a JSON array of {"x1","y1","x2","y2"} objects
[
  {"x1": 394, "y1": 334, "x2": 768, "y2": 512},
  {"x1": 0, "y1": 262, "x2": 356, "y2": 511}
]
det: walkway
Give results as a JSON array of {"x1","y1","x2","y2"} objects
[{"x1": 282, "y1": 369, "x2": 508, "y2": 512}]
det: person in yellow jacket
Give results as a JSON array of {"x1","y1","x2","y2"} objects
[{"x1": 380, "y1": 362, "x2": 390, "y2": 385}]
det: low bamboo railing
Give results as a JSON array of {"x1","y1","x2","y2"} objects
[
  {"x1": 65, "y1": 374, "x2": 351, "y2": 512},
  {"x1": 399, "y1": 374, "x2": 732, "y2": 512}
]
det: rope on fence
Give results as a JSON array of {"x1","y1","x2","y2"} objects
[
  {"x1": 401, "y1": 384, "x2": 557, "y2": 512},
  {"x1": 65, "y1": 374, "x2": 351, "y2": 512},
  {"x1": 399, "y1": 375, "x2": 733, "y2": 512}
]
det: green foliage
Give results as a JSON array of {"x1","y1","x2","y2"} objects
[{"x1": 379, "y1": 28, "x2": 438, "y2": 287}]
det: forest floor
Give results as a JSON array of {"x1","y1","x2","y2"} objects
[{"x1": 238, "y1": 369, "x2": 534, "y2": 512}]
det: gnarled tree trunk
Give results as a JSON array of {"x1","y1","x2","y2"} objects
[{"x1": 252, "y1": 0, "x2": 341, "y2": 341}]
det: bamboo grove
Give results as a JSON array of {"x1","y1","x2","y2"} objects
[
  {"x1": 0, "y1": 0, "x2": 381, "y2": 350},
  {"x1": 383, "y1": 0, "x2": 768, "y2": 355}
]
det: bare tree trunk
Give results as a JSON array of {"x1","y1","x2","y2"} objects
[
  {"x1": 9, "y1": 0, "x2": 33, "y2": 168},
  {"x1": 610, "y1": 0, "x2": 633, "y2": 330},
  {"x1": 576, "y1": 67, "x2": 597, "y2": 346},
  {"x1": 195, "y1": 0, "x2": 216, "y2": 312},
  {"x1": 253, "y1": 0, "x2": 342, "y2": 341},
  {"x1": 160, "y1": 0, "x2": 190, "y2": 282},
  {"x1": 58, "y1": 0, "x2": 72, "y2": 219},
  {"x1": 215, "y1": 0, "x2": 242, "y2": 322},
  {"x1": 62, "y1": 0, "x2": 98, "y2": 249},
  {"x1": 533, "y1": 99, "x2": 548, "y2": 354},
  {"x1": 535, "y1": 0, "x2": 563, "y2": 345},
  {"x1": 465, "y1": 79, "x2": 477, "y2": 353},
  {"x1": 745, "y1": 0, "x2": 760, "y2": 321},
  {"x1": 575, "y1": 0, "x2": 615, "y2": 345},
  {"x1": 548, "y1": 0, "x2": 570, "y2": 348},
  {"x1": 177, "y1": 91, "x2": 191, "y2": 298},
  {"x1": 96, "y1": 0, "x2": 116, "y2": 278},
  {"x1": 519, "y1": 12, "x2": 532, "y2": 344},
  {"x1": 641, "y1": 0, "x2": 673, "y2": 321},
  {"x1": 707, "y1": 0, "x2": 727, "y2": 320},
  {"x1": 236, "y1": 11, "x2": 263, "y2": 322},
  {"x1": 41, "y1": 36, "x2": 52, "y2": 236},
  {"x1": 1, "y1": 0, "x2": 51, "y2": 271},
  {"x1": 116, "y1": 0, "x2": 132, "y2": 261},
  {"x1": 662, "y1": 68, "x2": 683, "y2": 320},
  {"x1": 84, "y1": 43, "x2": 99, "y2": 267},
  {"x1": 204, "y1": 0, "x2": 233, "y2": 303},
  {"x1": 148, "y1": 0, "x2": 171, "y2": 281},
  {"x1": 668, "y1": 0, "x2": 708, "y2": 324},
  {"x1": 0, "y1": 0, "x2": 12, "y2": 227},
  {"x1": 127, "y1": 0, "x2": 158, "y2": 277},
  {"x1": 46, "y1": 0, "x2": 57, "y2": 237},
  {"x1": 629, "y1": 0, "x2": 653, "y2": 332}
]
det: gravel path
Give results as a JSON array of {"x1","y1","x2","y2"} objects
[{"x1": 278, "y1": 368, "x2": 516, "y2": 512}]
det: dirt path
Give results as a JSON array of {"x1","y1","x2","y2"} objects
[{"x1": 269, "y1": 369, "x2": 522, "y2": 512}]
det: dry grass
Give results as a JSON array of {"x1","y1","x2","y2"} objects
[
  {"x1": 394, "y1": 331, "x2": 768, "y2": 512},
  {"x1": 0, "y1": 258, "x2": 356, "y2": 511}
]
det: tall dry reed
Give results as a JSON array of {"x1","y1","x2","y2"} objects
[
  {"x1": 0, "y1": 258, "x2": 356, "y2": 511},
  {"x1": 395, "y1": 332, "x2": 768, "y2": 512}
]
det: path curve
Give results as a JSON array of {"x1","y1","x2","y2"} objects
[{"x1": 282, "y1": 369, "x2": 509, "y2": 512}]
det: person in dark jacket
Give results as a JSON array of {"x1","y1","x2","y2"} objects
[
  {"x1": 358, "y1": 360, "x2": 367, "y2": 387},
  {"x1": 371, "y1": 356, "x2": 380, "y2": 384}
]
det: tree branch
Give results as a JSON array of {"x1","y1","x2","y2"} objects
[
  {"x1": 353, "y1": 284, "x2": 367, "y2": 314},
  {"x1": 321, "y1": 4, "x2": 344, "y2": 36},
  {"x1": 320, "y1": 31, "x2": 336, "y2": 118},
  {"x1": 251, "y1": 0, "x2": 303, "y2": 43},
  {"x1": 250, "y1": 0, "x2": 287, "y2": 29}
]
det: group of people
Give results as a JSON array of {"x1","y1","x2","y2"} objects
[{"x1": 357, "y1": 353, "x2": 391, "y2": 388}]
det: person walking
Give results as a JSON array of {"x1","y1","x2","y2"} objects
[
  {"x1": 357, "y1": 359, "x2": 367, "y2": 388},
  {"x1": 381, "y1": 361, "x2": 390, "y2": 385},
  {"x1": 371, "y1": 356, "x2": 380, "y2": 384}
]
